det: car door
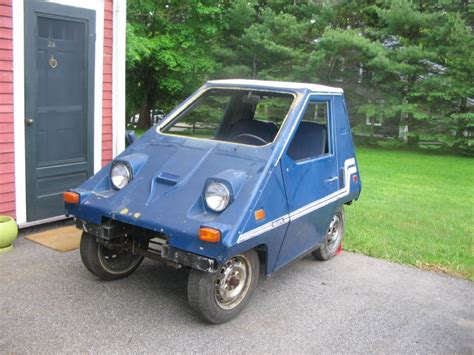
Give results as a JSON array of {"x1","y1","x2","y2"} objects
[{"x1": 274, "y1": 96, "x2": 340, "y2": 269}]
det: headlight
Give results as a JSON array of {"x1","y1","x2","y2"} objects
[
  {"x1": 204, "y1": 182, "x2": 231, "y2": 212},
  {"x1": 110, "y1": 162, "x2": 131, "y2": 190}
]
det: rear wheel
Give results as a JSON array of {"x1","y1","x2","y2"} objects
[
  {"x1": 187, "y1": 249, "x2": 259, "y2": 324},
  {"x1": 312, "y1": 207, "x2": 345, "y2": 261},
  {"x1": 80, "y1": 232, "x2": 143, "y2": 281}
]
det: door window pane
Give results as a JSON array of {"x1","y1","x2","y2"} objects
[
  {"x1": 287, "y1": 101, "x2": 330, "y2": 161},
  {"x1": 301, "y1": 101, "x2": 328, "y2": 125}
]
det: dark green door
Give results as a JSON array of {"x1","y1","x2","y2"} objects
[{"x1": 25, "y1": 2, "x2": 95, "y2": 221}]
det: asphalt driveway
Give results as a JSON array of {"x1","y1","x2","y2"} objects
[{"x1": 0, "y1": 235, "x2": 472, "y2": 353}]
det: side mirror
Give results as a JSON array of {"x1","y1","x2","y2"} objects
[{"x1": 125, "y1": 130, "x2": 137, "y2": 146}]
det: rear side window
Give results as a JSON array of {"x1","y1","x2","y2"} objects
[{"x1": 287, "y1": 101, "x2": 330, "y2": 161}]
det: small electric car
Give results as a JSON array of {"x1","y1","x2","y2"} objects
[{"x1": 64, "y1": 79, "x2": 361, "y2": 324}]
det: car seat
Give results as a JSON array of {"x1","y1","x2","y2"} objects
[
  {"x1": 226, "y1": 119, "x2": 277, "y2": 145},
  {"x1": 287, "y1": 121, "x2": 327, "y2": 160}
]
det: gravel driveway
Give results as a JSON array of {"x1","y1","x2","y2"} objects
[{"x1": 0, "y1": 236, "x2": 472, "y2": 353}]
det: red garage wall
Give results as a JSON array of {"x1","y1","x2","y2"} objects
[
  {"x1": 102, "y1": 0, "x2": 113, "y2": 166},
  {"x1": 0, "y1": 0, "x2": 15, "y2": 218}
]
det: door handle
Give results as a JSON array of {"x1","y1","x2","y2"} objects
[
  {"x1": 325, "y1": 176, "x2": 339, "y2": 183},
  {"x1": 25, "y1": 118, "x2": 34, "y2": 126}
]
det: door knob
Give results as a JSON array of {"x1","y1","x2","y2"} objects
[{"x1": 25, "y1": 118, "x2": 34, "y2": 126}]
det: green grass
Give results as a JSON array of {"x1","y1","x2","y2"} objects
[
  {"x1": 133, "y1": 128, "x2": 146, "y2": 137},
  {"x1": 345, "y1": 148, "x2": 474, "y2": 280}
]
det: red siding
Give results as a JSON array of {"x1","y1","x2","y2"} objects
[
  {"x1": 0, "y1": 0, "x2": 14, "y2": 218},
  {"x1": 102, "y1": 0, "x2": 113, "y2": 166}
]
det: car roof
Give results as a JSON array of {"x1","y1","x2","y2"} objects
[{"x1": 207, "y1": 79, "x2": 344, "y2": 94}]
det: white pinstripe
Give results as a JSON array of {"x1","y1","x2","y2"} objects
[{"x1": 237, "y1": 158, "x2": 357, "y2": 243}]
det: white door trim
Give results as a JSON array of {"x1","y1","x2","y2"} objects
[
  {"x1": 12, "y1": 0, "x2": 26, "y2": 225},
  {"x1": 112, "y1": 0, "x2": 126, "y2": 157}
]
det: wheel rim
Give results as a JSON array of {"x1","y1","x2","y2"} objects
[
  {"x1": 215, "y1": 255, "x2": 252, "y2": 310},
  {"x1": 326, "y1": 212, "x2": 342, "y2": 253},
  {"x1": 97, "y1": 242, "x2": 141, "y2": 275}
]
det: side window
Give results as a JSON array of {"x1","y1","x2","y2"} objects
[
  {"x1": 301, "y1": 101, "x2": 328, "y2": 125},
  {"x1": 287, "y1": 101, "x2": 330, "y2": 161}
]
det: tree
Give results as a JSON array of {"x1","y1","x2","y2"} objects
[
  {"x1": 126, "y1": 0, "x2": 221, "y2": 129},
  {"x1": 125, "y1": 0, "x2": 473, "y2": 154},
  {"x1": 212, "y1": 1, "x2": 309, "y2": 81},
  {"x1": 299, "y1": 0, "x2": 473, "y2": 153},
  {"x1": 375, "y1": 0, "x2": 474, "y2": 151}
]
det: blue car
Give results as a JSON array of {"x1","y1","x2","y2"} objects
[{"x1": 65, "y1": 79, "x2": 361, "y2": 323}]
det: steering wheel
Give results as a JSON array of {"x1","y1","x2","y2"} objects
[{"x1": 233, "y1": 133, "x2": 269, "y2": 146}]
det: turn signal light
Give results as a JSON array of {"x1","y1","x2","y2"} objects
[
  {"x1": 63, "y1": 191, "x2": 80, "y2": 204},
  {"x1": 198, "y1": 227, "x2": 221, "y2": 243},
  {"x1": 255, "y1": 209, "x2": 266, "y2": 221}
]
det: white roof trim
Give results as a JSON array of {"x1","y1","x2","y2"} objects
[{"x1": 208, "y1": 79, "x2": 344, "y2": 94}]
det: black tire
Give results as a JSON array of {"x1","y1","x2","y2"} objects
[
  {"x1": 187, "y1": 249, "x2": 259, "y2": 324},
  {"x1": 312, "y1": 207, "x2": 345, "y2": 261},
  {"x1": 79, "y1": 232, "x2": 144, "y2": 281}
]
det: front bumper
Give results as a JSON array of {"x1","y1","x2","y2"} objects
[{"x1": 75, "y1": 218, "x2": 217, "y2": 273}]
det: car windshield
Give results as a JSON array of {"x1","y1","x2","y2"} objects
[{"x1": 160, "y1": 89, "x2": 295, "y2": 146}]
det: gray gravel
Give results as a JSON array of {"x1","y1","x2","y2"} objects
[{"x1": 0, "y1": 235, "x2": 472, "y2": 353}]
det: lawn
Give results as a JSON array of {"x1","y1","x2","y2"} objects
[{"x1": 344, "y1": 147, "x2": 474, "y2": 280}]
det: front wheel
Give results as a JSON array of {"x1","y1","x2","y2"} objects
[
  {"x1": 312, "y1": 207, "x2": 345, "y2": 261},
  {"x1": 187, "y1": 249, "x2": 259, "y2": 324},
  {"x1": 79, "y1": 232, "x2": 144, "y2": 281}
]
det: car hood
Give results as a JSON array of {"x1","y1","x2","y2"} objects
[{"x1": 68, "y1": 132, "x2": 274, "y2": 247}]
